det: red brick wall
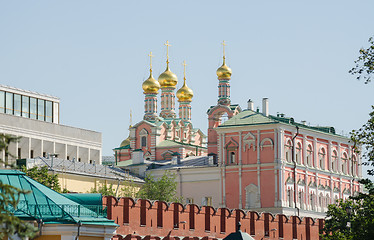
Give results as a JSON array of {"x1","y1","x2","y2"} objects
[{"x1": 104, "y1": 196, "x2": 324, "y2": 240}]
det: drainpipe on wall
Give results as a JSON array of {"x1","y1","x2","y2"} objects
[
  {"x1": 177, "y1": 168, "x2": 182, "y2": 198},
  {"x1": 75, "y1": 221, "x2": 82, "y2": 240},
  {"x1": 115, "y1": 179, "x2": 121, "y2": 198},
  {"x1": 37, "y1": 219, "x2": 43, "y2": 236},
  {"x1": 292, "y1": 126, "x2": 299, "y2": 216}
]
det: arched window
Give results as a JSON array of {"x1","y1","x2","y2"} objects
[
  {"x1": 298, "y1": 191, "x2": 304, "y2": 209},
  {"x1": 285, "y1": 140, "x2": 292, "y2": 163},
  {"x1": 141, "y1": 136, "x2": 147, "y2": 147},
  {"x1": 352, "y1": 155, "x2": 357, "y2": 176},
  {"x1": 310, "y1": 193, "x2": 314, "y2": 210},
  {"x1": 245, "y1": 184, "x2": 259, "y2": 209},
  {"x1": 296, "y1": 142, "x2": 302, "y2": 165},
  {"x1": 332, "y1": 150, "x2": 338, "y2": 172},
  {"x1": 306, "y1": 145, "x2": 313, "y2": 167},
  {"x1": 319, "y1": 148, "x2": 326, "y2": 170},
  {"x1": 139, "y1": 128, "x2": 148, "y2": 148},
  {"x1": 230, "y1": 152, "x2": 236, "y2": 164},
  {"x1": 287, "y1": 189, "x2": 292, "y2": 207},
  {"x1": 342, "y1": 152, "x2": 348, "y2": 174},
  {"x1": 220, "y1": 112, "x2": 228, "y2": 124}
]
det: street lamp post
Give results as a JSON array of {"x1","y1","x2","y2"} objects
[{"x1": 346, "y1": 206, "x2": 352, "y2": 230}]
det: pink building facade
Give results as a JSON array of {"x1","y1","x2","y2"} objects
[
  {"x1": 206, "y1": 52, "x2": 361, "y2": 217},
  {"x1": 115, "y1": 42, "x2": 361, "y2": 218}
]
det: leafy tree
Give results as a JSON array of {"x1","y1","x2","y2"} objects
[
  {"x1": 136, "y1": 170, "x2": 182, "y2": 202},
  {"x1": 90, "y1": 183, "x2": 116, "y2": 196},
  {"x1": 322, "y1": 180, "x2": 374, "y2": 240},
  {"x1": 21, "y1": 165, "x2": 61, "y2": 192},
  {"x1": 120, "y1": 180, "x2": 138, "y2": 198},
  {"x1": 0, "y1": 134, "x2": 37, "y2": 239},
  {"x1": 322, "y1": 38, "x2": 374, "y2": 239},
  {"x1": 349, "y1": 36, "x2": 374, "y2": 84}
]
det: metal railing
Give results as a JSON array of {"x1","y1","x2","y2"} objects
[{"x1": 12, "y1": 201, "x2": 107, "y2": 219}]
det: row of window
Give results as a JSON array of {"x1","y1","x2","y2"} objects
[
  {"x1": 285, "y1": 141, "x2": 357, "y2": 175},
  {"x1": 14, "y1": 148, "x2": 82, "y2": 162},
  {"x1": 286, "y1": 189, "x2": 347, "y2": 210},
  {"x1": 0, "y1": 90, "x2": 54, "y2": 122}
]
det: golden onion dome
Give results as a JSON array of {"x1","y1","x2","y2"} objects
[
  {"x1": 216, "y1": 58, "x2": 232, "y2": 80},
  {"x1": 142, "y1": 70, "x2": 161, "y2": 94},
  {"x1": 158, "y1": 65, "x2": 178, "y2": 88},
  {"x1": 120, "y1": 137, "x2": 130, "y2": 147},
  {"x1": 177, "y1": 79, "x2": 193, "y2": 102}
]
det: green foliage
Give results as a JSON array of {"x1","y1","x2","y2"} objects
[
  {"x1": 0, "y1": 133, "x2": 37, "y2": 239},
  {"x1": 90, "y1": 183, "x2": 116, "y2": 196},
  {"x1": 90, "y1": 181, "x2": 139, "y2": 198},
  {"x1": 0, "y1": 134, "x2": 20, "y2": 167},
  {"x1": 21, "y1": 165, "x2": 61, "y2": 192},
  {"x1": 322, "y1": 180, "x2": 374, "y2": 240},
  {"x1": 351, "y1": 106, "x2": 374, "y2": 175},
  {"x1": 136, "y1": 171, "x2": 182, "y2": 202},
  {"x1": 350, "y1": 36, "x2": 374, "y2": 84},
  {"x1": 322, "y1": 84, "x2": 374, "y2": 239},
  {"x1": 120, "y1": 180, "x2": 138, "y2": 198}
]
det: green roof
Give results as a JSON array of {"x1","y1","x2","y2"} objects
[
  {"x1": 113, "y1": 144, "x2": 130, "y2": 150},
  {"x1": 156, "y1": 140, "x2": 207, "y2": 149},
  {"x1": 218, "y1": 109, "x2": 338, "y2": 136},
  {"x1": 219, "y1": 110, "x2": 277, "y2": 127},
  {"x1": 0, "y1": 170, "x2": 117, "y2": 226}
]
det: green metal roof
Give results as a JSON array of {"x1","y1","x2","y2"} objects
[
  {"x1": 219, "y1": 110, "x2": 277, "y2": 127},
  {"x1": 218, "y1": 109, "x2": 339, "y2": 136},
  {"x1": 0, "y1": 170, "x2": 117, "y2": 226},
  {"x1": 156, "y1": 140, "x2": 207, "y2": 149},
  {"x1": 113, "y1": 144, "x2": 130, "y2": 150}
]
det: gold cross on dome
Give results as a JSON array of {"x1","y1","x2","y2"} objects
[
  {"x1": 222, "y1": 40, "x2": 226, "y2": 58},
  {"x1": 182, "y1": 60, "x2": 187, "y2": 80},
  {"x1": 165, "y1": 40, "x2": 171, "y2": 63},
  {"x1": 148, "y1": 52, "x2": 154, "y2": 69}
]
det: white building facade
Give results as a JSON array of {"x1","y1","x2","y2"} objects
[{"x1": 0, "y1": 85, "x2": 102, "y2": 165}]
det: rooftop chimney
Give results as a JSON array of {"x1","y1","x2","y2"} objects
[
  {"x1": 262, "y1": 98, "x2": 269, "y2": 116},
  {"x1": 247, "y1": 99, "x2": 254, "y2": 111}
]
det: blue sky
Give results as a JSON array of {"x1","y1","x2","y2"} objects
[{"x1": 0, "y1": 1, "x2": 373, "y2": 177}]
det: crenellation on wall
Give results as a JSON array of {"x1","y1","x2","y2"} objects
[{"x1": 104, "y1": 196, "x2": 324, "y2": 240}]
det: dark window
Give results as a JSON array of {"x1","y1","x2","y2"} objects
[
  {"x1": 43, "y1": 152, "x2": 46, "y2": 157},
  {"x1": 17, "y1": 148, "x2": 21, "y2": 159},
  {"x1": 230, "y1": 152, "x2": 235, "y2": 164},
  {"x1": 141, "y1": 136, "x2": 147, "y2": 147},
  {"x1": 30, "y1": 150, "x2": 34, "y2": 158}
]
